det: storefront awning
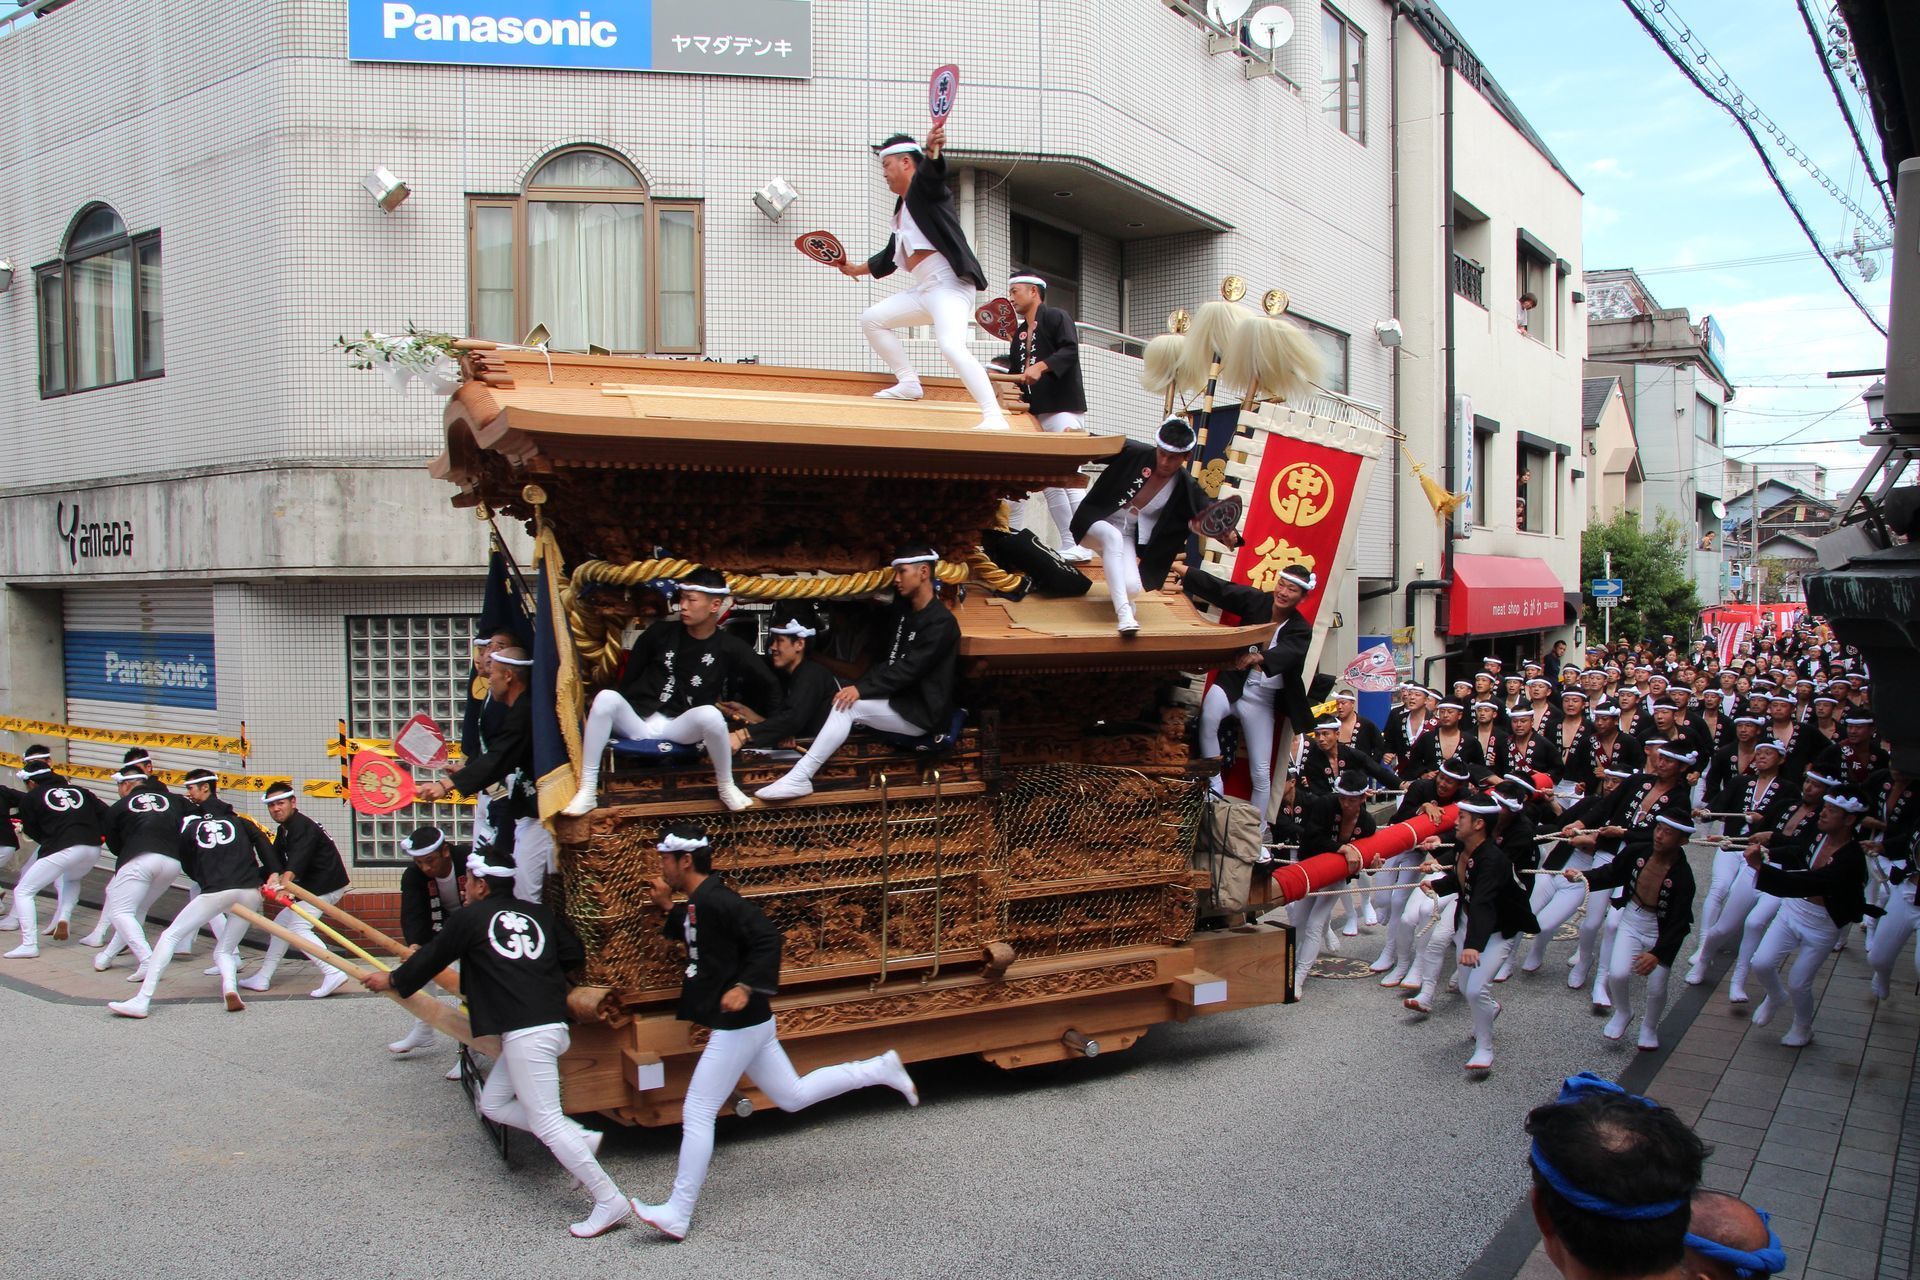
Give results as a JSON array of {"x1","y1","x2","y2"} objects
[{"x1": 1448, "y1": 553, "x2": 1566, "y2": 636}]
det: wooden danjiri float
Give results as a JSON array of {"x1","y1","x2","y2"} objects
[{"x1": 431, "y1": 302, "x2": 1386, "y2": 1127}]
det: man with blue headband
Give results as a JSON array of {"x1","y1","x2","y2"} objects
[
  {"x1": 1681, "y1": 1191, "x2": 1787, "y2": 1280},
  {"x1": 1526, "y1": 1073, "x2": 1706, "y2": 1279}
]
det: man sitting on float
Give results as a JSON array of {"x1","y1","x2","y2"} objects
[{"x1": 564, "y1": 568, "x2": 778, "y2": 815}]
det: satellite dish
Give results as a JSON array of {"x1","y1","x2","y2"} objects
[
  {"x1": 1246, "y1": 4, "x2": 1294, "y2": 49},
  {"x1": 1709, "y1": 498, "x2": 1727, "y2": 520},
  {"x1": 1209, "y1": 0, "x2": 1255, "y2": 23}
]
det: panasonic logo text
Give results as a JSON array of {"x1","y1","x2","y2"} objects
[{"x1": 383, "y1": 4, "x2": 618, "y2": 47}]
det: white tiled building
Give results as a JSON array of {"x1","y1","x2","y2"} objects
[{"x1": 0, "y1": 0, "x2": 1400, "y2": 870}]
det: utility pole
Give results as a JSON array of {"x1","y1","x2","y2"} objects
[{"x1": 1603, "y1": 549, "x2": 1611, "y2": 646}]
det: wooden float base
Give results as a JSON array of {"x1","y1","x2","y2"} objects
[{"x1": 559, "y1": 924, "x2": 1295, "y2": 1126}]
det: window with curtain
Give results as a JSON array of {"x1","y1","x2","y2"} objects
[
  {"x1": 467, "y1": 147, "x2": 703, "y2": 354},
  {"x1": 1295, "y1": 316, "x2": 1349, "y2": 395},
  {"x1": 34, "y1": 203, "x2": 163, "y2": 398}
]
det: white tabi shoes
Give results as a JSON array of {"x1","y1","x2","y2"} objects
[
  {"x1": 755, "y1": 775, "x2": 814, "y2": 803},
  {"x1": 873, "y1": 379, "x2": 924, "y2": 401}
]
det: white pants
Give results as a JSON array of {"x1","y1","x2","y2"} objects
[
  {"x1": 1199, "y1": 683, "x2": 1233, "y2": 797},
  {"x1": 133, "y1": 886, "x2": 258, "y2": 999},
  {"x1": 1524, "y1": 849, "x2": 1595, "y2": 968},
  {"x1": 1573, "y1": 850, "x2": 1618, "y2": 1002},
  {"x1": 255, "y1": 887, "x2": 346, "y2": 979},
  {"x1": 579, "y1": 693, "x2": 738, "y2": 799},
  {"x1": 1605, "y1": 902, "x2": 1671, "y2": 1046},
  {"x1": 0, "y1": 844, "x2": 34, "y2": 927},
  {"x1": 1026, "y1": 411, "x2": 1086, "y2": 549},
  {"x1": 1423, "y1": 921, "x2": 1511, "y2": 1056},
  {"x1": 9, "y1": 843, "x2": 98, "y2": 942},
  {"x1": 1696, "y1": 846, "x2": 1748, "y2": 946},
  {"x1": 512, "y1": 817, "x2": 554, "y2": 905},
  {"x1": 1236, "y1": 675, "x2": 1284, "y2": 830},
  {"x1": 775, "y1": 700, "x2": 927, "y2": 789},
  {"x1": 1868, "y1": 884, "x2": 1920, "y2": 991},
  {"x1": 1080, "y1": 518, "x2": 1145, "y2": 625},
  {"x1": 1288, "y1": 893, "x2": 1340, "y2": 989},
  {"x1": 1413, "y1": 895, "x2": 1459, "y2": 997},
  {"x1": 479, "y1": 1024, "x2": 621, "y2": 1208},
  {"x1": 1691, "y1": 864, "x2": 1761, "y2": 971},
  {"x1": 1729, "y1": 893, "x2": 1782, "y2": 993},
  {"x1": 859, "y1": 255, "x2": 1003, "y2": 422},
  {"x1": 1751, "y1": 898, "x2": 1841, "y2": 1031},
  {"x1": 1370, "y1": 855, "x2": 1430, "y2": 975},
  {"x1": 668, "y1": 1016, "x2": 890, "y2": 1223},
  {"x1": 98, "y1": 853, "x2": 186, "y2": 965}
]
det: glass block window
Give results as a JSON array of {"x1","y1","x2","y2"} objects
[{"x1": 346, "y1": 614, "x2": 476, "y2": 863}]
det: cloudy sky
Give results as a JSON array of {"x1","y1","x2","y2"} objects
[{"x1": 1441, "y1": 0, "x2": 1894, "y2": 500}]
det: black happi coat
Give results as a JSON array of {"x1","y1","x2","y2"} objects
[
  {"x1": 448, "y1": 692, "x2": 535, "y2": 820},
  {"x1": 13, "y1": 775, "x2": 107, "y2": 851},
  {"x1": 1004, "y1": 304, "x2": 1087, "y2": 415},
  {"x1": 103, "y1": 778, "x2": 185, "y2": 866},
  {"x1": 1755, "y1": 834, "x2": 1873, "y2": 928},
  {"x1": 1298, "y1": 743, "x2": 1400, "y2": 796},
  {"x1": 1430, "y1": 838, "x2": 1539, "y2": 951},
  {"x1": 746, "y1": 659, "x2": 840, "y2": 748},
  {"x1": 400, "y1": 859, "x2": 468, "y2": 947},
  {"x1": 859, "y1": 595, "x2": 961, "y2": 732},
  {"x1": 274, "y1": 810, "x2": 350, "y2": 897},
  {"x1": 616, "y1": 621, "x2": 779, "y2": 722},
  {"x1": 1075, "y1": 444, "x2": 1213, "y2": 592},
  {"x1": 393, "y1": 894, "x2": 584, "y2": 1037},
  {"x1": 664, "y1": 875, "x2": 783, "y2": 1031},
  {"x1": 1582, "y1": 837, "x2": 1697, "y2": 965},
  {"x1": 864, "y1": 149, "x2": 989, "y2": 290}
]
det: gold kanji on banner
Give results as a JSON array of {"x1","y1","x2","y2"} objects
[
  {"x1": 1244, "y1": 538, "x2": 1318, "y2": 593},
  {"x1": 1269, "y1": 460, "x2": 1336, "y2": 527}
]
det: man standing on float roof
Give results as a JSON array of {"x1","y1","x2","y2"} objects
[{"x1": 837, "y1": 122, "x2": 1009, "y2": 431}]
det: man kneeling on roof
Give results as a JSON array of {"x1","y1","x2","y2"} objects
[
  {"x1": 564, "y1": 568, "x2": 779, "y2": 816},
  {"x1": 756, "y1": 545, "x2": 960, "y2": 803}
]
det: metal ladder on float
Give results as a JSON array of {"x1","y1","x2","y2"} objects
[{"x1": 872, "y1": 768, "x2": 945, "y2": 989}]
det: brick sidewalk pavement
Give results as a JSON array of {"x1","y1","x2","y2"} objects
[{"x1": 1474, "y1": 938, "x2": 1920, "y2": 1280}]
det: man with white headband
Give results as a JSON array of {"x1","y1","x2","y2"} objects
[
  {"x1": 1277, "y1": 769, "x2": 1373, "y2": 994},
  {"x1": 367, "y1": 843, "x2": 632, "y2": 1238},
  {"x1": 1370, "y1": 757, "x2": 1472, "y2": 987},
  {"x1": 78, "y1": 746, "x2": 162, "y2": 948},
  {"x1": 839, "y1": 126, "x2": 1006, "y2": 431},
  {"x1": 757, "y1": 546, "x2": 958, "y2": 802},
  {"x1": 1180, "y1": 553, "x2": 1315, "y2": 831},
  {"x1": 563, "y1": 569, "x2": 775, "y2": 817},
  {"x1": 108, "y1": 798, "x2": 286, "y2": 1018},
  {"x1": 0, "y1": 744, "x2": 54, "y2": 932},
  {"x1": 632, "y1": 825, "x2": 918, "y2": 1241},
  {"x1": 1076, "y1": 416, "x2": 1238, "y2": 636},
  {"x1": 1001, "y1": 272, "x2": 1092, "y2": 559},
  {"x1": 386, "y1": 823, "x2": 467, "y2": 1072},
  {"x1": 1743, "y1": 788, "x2": 1873, "y2": 1046},
  {"x1": 1686, "y1": 737, "x2": 1791, "y2": 986},
  {"x1": 242, "y1": 783, "x2": 350, "y2": 998},
  {"x1": 90, "y1": 764, "x2": 188, "y2": 972},
  {"x1": 1563, "y1": 812, "x2": 1696, "y2": 1050},
  {"x1": 724, "y1": 603, "x2": 840, "y2": 754},
  {"x1": 3, "y1": 753, "x2": 107, "y2": 958},
  {"x1": 1409, "y1": 792, "x2": 1537, "y2": 1071},
  {"x1": 1814, "y1": 712, "x2": 1885, "y2": 789},
  {"x1": 419, "y1": 645, "x2": 557, "y2": 902}
]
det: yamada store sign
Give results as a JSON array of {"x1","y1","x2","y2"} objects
[{"x1": 348, "y1": 0, "x2": 812, "y2": 77}]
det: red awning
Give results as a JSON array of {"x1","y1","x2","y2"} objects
[{"x1": 1448, "y1": 554, "x2": 1567, "y2": 636}]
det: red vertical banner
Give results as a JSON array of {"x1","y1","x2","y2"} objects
[{"x1": 1227, "y1": 434, "x2": 1367, "y2": 625}]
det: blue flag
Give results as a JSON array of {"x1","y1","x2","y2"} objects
[{"x1": 460, "y1": 545, "x2": 530, "y2": 757}]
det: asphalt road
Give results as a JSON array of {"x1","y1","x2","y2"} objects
[{"x1": 0, "y1": 858, "x2": 1715, "y2": 1280}]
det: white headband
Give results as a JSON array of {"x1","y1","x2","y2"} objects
[
  {"x1": 264, "y1": 785, "x2": 296, "y2": 802},
  {"x1": 1656, "y1": 814, "x2": 1695, "y2": 834},
  {"x1": 17, "y1": 765, "x2": 51, "y2": 779},
  {"x1": 769, "y1": 621, "x2": 817, "y2": 638},
  {"x1": 112, "y1": 768, "x2": 149, "y2": 784},
  {"x1": 674, "y1": 582, "x2": 732, "y2": 598},
  {"x1": 1332, "y1": 778, "x2": 1371, "y2": 797},
  {"x1": 491, "y1": 653, "x2": 534, "y2": 667},
  {"x1": 1756, "y1": 740, "x2": 1789, "y2": 755},
  {"x1": 1804, "y1": 770, "x2": 1841, "y2": 787},
  {"x1": 1277, "y1": 565, "x2": 1318, "y2": 592},
  {"x1": 1824, "y1": 794, "x2": 1866, "y2": 815},
  {"x1": 1492, "y1": 793, "x2": 1523, "y2": 812},
  {"x1": 1439, "y1": 761, "x2": 1473, "y2": 780},
  {"x1": 659, "y1": 833, "x2": 710, "y2": 854},
  {"x1": 1658, "y1": 746, "x2": 1699, "y2": 764},
  {"x1": 1503, "y1": 772, "x2": 1538, "y2": 791},
  {"x1": 876, "y1": 141, "x2": 921, "y2": 158},
  {"x1": 468, "y1": 850, "x2": 516, "y2": 878},
  {"x1": 1008, "y1": 273, "x2": 1046, "y2": 288},
  {"x1": 890, "y1": 552, "x2": 939, "y2": 567},
  {"x1": 407, "y1": 832, "x2": 447, "y2": 858},
  {"x1": 1459, "y1": 799, "x2": 1503, "y2": 815}
]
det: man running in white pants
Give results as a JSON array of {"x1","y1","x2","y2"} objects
[
  {"x1": 368, "y1": 845, "x2": 632, "y2": 1238},
  {"x1": 3, "y1": 756, "x2": 107, "y2": 958},
  {"x1": 841, "y1": 123, "x2": 1008, "y2": 431},
  {"x1": 92, "y1": 765, "x2": 188, "y2": 971},
  {"x1": 386, "y1": 824, "x2": 467, "y2": 1080},
  {"x1": 756, "y1": 545, "x2": 959, "y2": 803},
  {"x1": 242, "y1": 783, "x2": 350, "y2": 997},
  {"x1": 632, "y1": 826, "x2": 917, "y2": 1241},
  {"x1": 108, "y1": 804, "x2": 285, "y2": 1017}
]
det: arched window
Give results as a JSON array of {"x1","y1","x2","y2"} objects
[
  {"x1": 36, "y1": 202, "x2": 163, "y2": 396},
  {"x1": 467, "y1": 146, "x2": 703, "y2": 354}
]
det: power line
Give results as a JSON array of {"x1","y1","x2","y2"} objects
[
  {"x1": 1794, "y1": 0, "x2": 1896, "y2": 222},
  {"x1": 1636, "y1": 0, "x2": 1890, "y2": 238},
  {"x1": 1620, "y1": 0, "x2": 1889, "y2": 338}
]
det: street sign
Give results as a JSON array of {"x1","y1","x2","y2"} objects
[
  {"x1": 1596, "y1": 596, "x2": 1618, "y2": 609},
  {"x1": 1590, "y1": 578, "x2": 1624, "y2": 599}
]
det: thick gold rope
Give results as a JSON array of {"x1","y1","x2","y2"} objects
[{"x1": 563, "y1": 554, "x2": 1026, "y2": 684}]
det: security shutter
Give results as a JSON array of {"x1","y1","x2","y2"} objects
[{"x1": 62, "y1": 585, "x2": 219, "y2": 783}]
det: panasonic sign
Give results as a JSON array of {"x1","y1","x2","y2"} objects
[{"x1": 347, "y1": 0, "x2": 813, "y2": 77}]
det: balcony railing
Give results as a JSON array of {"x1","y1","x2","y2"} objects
[{"x1": 1451, "y1": 253, "x2": 1486, "y2": 307}]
